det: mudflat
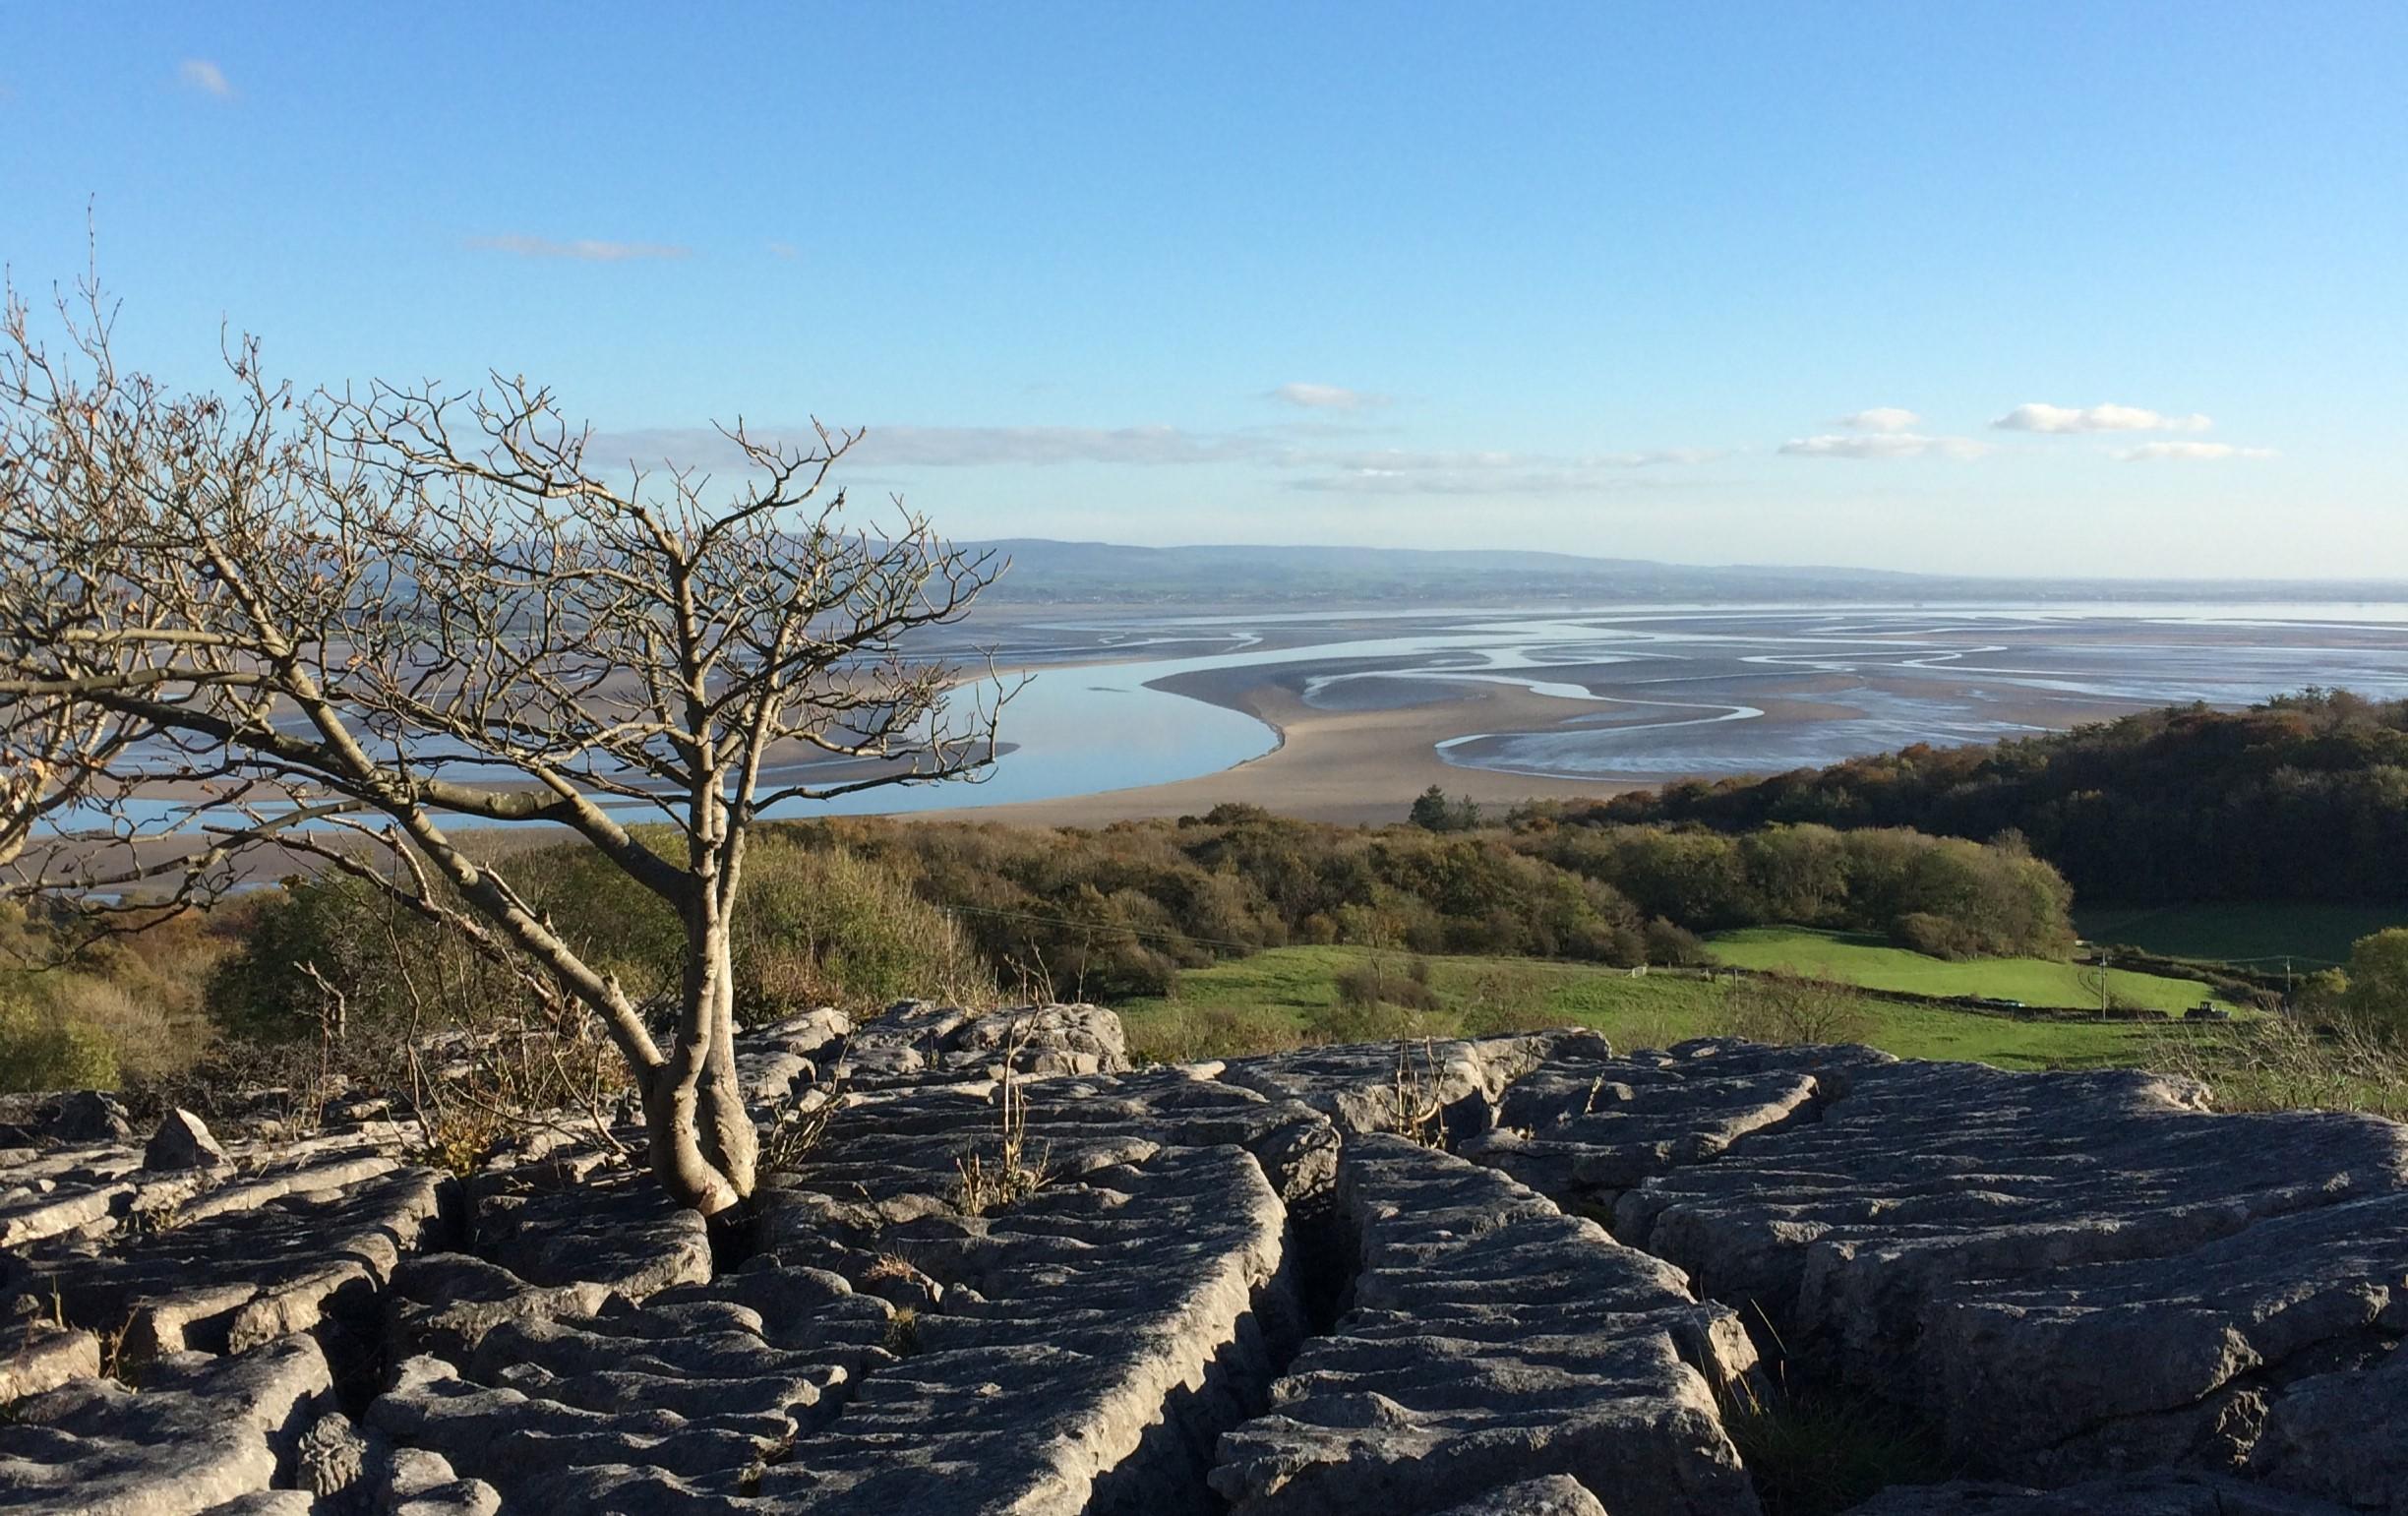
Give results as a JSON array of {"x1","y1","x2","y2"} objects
[{"x1": 920, "y1": 601, "x2": 2408, "y2": 825}]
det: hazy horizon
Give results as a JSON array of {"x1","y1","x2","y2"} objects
[{"x1": 959, "y1": 536, "x2": 2408, "y2": 590}]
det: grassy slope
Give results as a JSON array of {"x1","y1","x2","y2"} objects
[
  {"x1": 1116, "y1": 944, "x2": 2171, "y2": 1072},
  {"x1": 2073, "y1": 901, "x2": 2408, "y2": 969},
  {"x1": 1703, "y1": 927, "x2": 2230, "y2": 1012}
]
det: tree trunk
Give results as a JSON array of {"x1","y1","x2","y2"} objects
[
  {"x1": 643, "y1": 1072, "x2": 744, "y2": 1216},
  {"x1": 643, "y1": 909, "x2": 755, "y2": 1216},
  {"x1": 696, "y1": 944, "x2": 758, "y2": 1199}
]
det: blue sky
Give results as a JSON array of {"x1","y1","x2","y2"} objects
[{"x1": 3, "y1": 3, "x2": 2403, "y2": 577}]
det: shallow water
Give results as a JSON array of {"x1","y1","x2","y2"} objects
[
  {"x1": 47, "y1": 602, "x2": 2408, "y2": 833},
  {"x1": 1054, "y1": 602, "x2": 2408, "y2": 785}
]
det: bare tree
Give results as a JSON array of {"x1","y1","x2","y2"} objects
[{"x1": 0, "y1": 277, "x2": 1007, "y2": 1214}]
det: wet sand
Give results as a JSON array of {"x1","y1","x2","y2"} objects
[
  {"x1": 910, "y1": 599, "x2": 2408, "y2": 826},
  {"x1": 914, "y1": 666, "x2": 1644, "y2": 826},
  {"x1": 45, "y1": 603, "x2": 2408, "y2": 849}
]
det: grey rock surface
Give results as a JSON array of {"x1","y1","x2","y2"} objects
[
  {"x1": 7, "y1": 1005, "x2": 2407, "y2": 1515},
  {"x1": 468, "y1": 1165, "x2": 713, "y2": 1302},
  {"x1": 1597, "y1": 1051, "x2": 2408, "y2": 1483},
  {"x1": 146, "y1": 1108, "x2": 233, "y2": 1172},
  {"x1": 1212, "y1": 1135, "x2": 1759, "y2": 1516},
  {"x1": 1461, "y1": 1036, "x2": 1879, "y2": 1205},
  {"x1": 4, "y1": 1161, "x2": 448, "y2": 1364},
  {"x1": 1434, "y1": 1478, "x2": 1613, "y2": 1516},
  {"x1": 1841, "y1": 1471, "x2": 2356, "y2": 1514},
  {"x1": 0, "y1": 1333, "x2": 333, "y2": 1515},
  {"x1": 0, "y1": 1314, "x2": 101, "y2": 1402},
  {"x1": 755, "y1": 1141, "x2": 1303, "y2": 1515},
  {"x1": 837, "y1": 1000, "x2": 1131, "y2": 1087},
  {"x1": 1217, "y1": 1032, "x2": 1571, "y2": 1143},
  {"x1": 2248, "y1": 1337, "x2": 2408, "y2": 1512},
  {"x1": 51, "y1": 1089, "x2": 135, "y2": 1143}
]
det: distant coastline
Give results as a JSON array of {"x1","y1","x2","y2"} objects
[{"x1": 913, "y1": 599, "x2": 2408, "y2": 826}]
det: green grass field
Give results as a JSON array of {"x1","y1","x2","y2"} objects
[
  {"x1": 2073, "y1": 901, "x2": 2408, "y2": 969},
  {"x1": 1114, "y1": 943, "x2": 2179, "y2": 1072},
  {"x1": 1703, "y1": 926, "x2": 2231, "y2": 1013}
]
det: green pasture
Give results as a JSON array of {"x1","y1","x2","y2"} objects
[
  {"x1": 1703, "y1": 926, "x2": 2232, "y2": 1013},
  {"x1": 1114, "y1": 943, "x2": 2181, "y2": 1073}
]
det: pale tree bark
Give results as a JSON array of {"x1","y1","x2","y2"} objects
[{"x1": 0, "y1": 274, "x2": 1008, "y2": 1214}]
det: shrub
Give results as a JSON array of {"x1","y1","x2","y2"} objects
[
  {"x1": 0, "y1": 900, "x2": 215, "y2": 1091},
  {"x1": 2141, "y1": 1013, "x2": 2408, "y2": 1121},
  {"x1": 1721, "y1": 972, "x2": 1876, "y2": 1047},
  {"x1": 1334, "y1": 959, "x2": 1442, "y2": 1014},
  {"x1": 1890, "y1": 911, "x2": 1976, "y2": 960},
  {"x1": 1408, "y1": 786, "x2": 1482, "y2": 832},
  {"x1": 2341, "y1": 928, "x2": 2408, "y2": 1041},
  {"x1": 39, "y1": 978, "x2": 184, "y2": 1083},
  {"x1": 1643, "y1": 918, "x2": 1711, "y2": 966},
  {"x1": 0, "y1": 990, "x2": 118, "y2": 1092},
  {"x1": 1319, "y1": 996, "x2": 1453, "y2": 1046},
  {"x1": 1459, "y1": 962, "x2": 1562, "y2": 1037},
  {"x1": 1124, "y1": 1003, "x2": 1308, "y2": 1063},
  {"x1": 209, "y1": 836, "x2": 994, "y2": 1047},
  {"x1": 727, "y1": 841, "x2": 995, "y2": 1017}
]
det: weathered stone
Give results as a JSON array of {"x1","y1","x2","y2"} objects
[
  {"x1": 367, "y1": 1353, "x2": 780, "y2": 1491},
  {"x1": 366, "y1": 1445, "x2": 504, "y2": 1516},
  {"x1": 2249, "y1": 1338, "x2": 2408, "y2": 1511},
  {"x1": 177, "y1": 1152, "x2": 404, "y2": 1224},
  {"x1": 1841, "y1": 1471, "x2": 2355, "y2": 1514},
  {"x1": 1600, "y1": 1053, "x2": 2408, "y2": 1487},
  {"x1": 741, "y1": 1007, "x2": 855, "y2": 1106},
  {"x1": 295, "y1": 1409, "x2": 368, "y2": 1496},
  {"x1": 9, "y1": 1002, "x2": 2406, "y2": 1516},
  {"x1": 386, "y1": 1252, "x2": 613, "y2": 1363},
  {"x1": 1434, "y1": 1477, "x2": 1613, "y2": 1516},
  {"x1": 1461, "y1": 1036, "x2": 1863, "y2": 1205},
  {"x1": 0, "y1": 1314, "x2": 102, "y2": 1403},
  {"x1": 1218, "y1": 1033, "x2": 1572, "y2": 1142},
  {"x1": 0, "y1": 1178, "x2": 133, "y2": 1249},
  {"x1": 840, "y1": 1000, "x2": 1132, "y2": 1086},
  {"x1": 0, "y1": 1334, "x2": 333, "y2": 1515},
  {"x1": 50, "y1": 1089, "x2": 134, "y2": 1142},
  {"x1": 1212, "y1": 1136, "x2": 1759, "y2": 1516},
  {"x1": 197, "y1": 1493, "x2": 319, "y2": 1515},
  {"x1": 1925, "y1": 1191, "x2": 2408, "y2": 1479},
  {"x1": 470, "y1": 1166, "x2": 711, "y2": 1301},
  {"x1": 147, "y1": 1108, "x2": 234, "y2": 1172},
  {"x1": 759, "y1": 1143, "x2": 1304, "y2": 1515},
  {"x1": 8, "y1": 1165, "x2": 449, "y2": 1366}
]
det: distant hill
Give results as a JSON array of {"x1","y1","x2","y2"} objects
[{"x1": 960, "y1": 538, "x2": 2408, "y2": 607}]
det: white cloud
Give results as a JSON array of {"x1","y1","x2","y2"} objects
[
  {"x1": 1836, "y1": 407, "x2": 1922, "y2": 433},
  {"x1": 1293, "y1": 447, "x2": 1719, "y2": 495},
  {"x1": 466, "y1": 234, "x2": 691, "y2": 262},
  {"x1": 178, "y1": 59, "x2": 234, "y2": 98},
  {"x1": 1993, "y1": 402, "x2": 2212, "y2": 434},
  {"x1": 1268, "y1": 383, "x2": 1387, "y2": 411},
  {"x1": 858, "y1": 425, "x2": 1264, "y2": 467},
  {"x1": 592, "y1": 424, "x2": 1263, "y2": 469},
  {"x1": 2118, "y1": 441, "x2": 2277, "y2": 462},
  {"x1": 586, "y1": 422, "x2": 1718, "y2": 494},
  {"x1": 766, "y1": 241, "x2": 798, "y2": 260},
  {"x1": 1779, "y1": 433, "x2": 1990, "y2": 460}
]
